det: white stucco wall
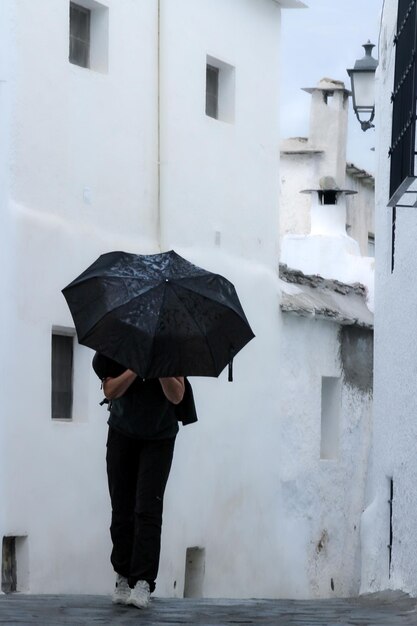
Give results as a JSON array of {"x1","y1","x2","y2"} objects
[
  {"x1": 346, "y1": 174, "x2": 375, "y2": 257},
  {"x1": 156, "y1": 0, "x2": 288, "y2": 598},
  {"x1": 11, "y1": 0, "x2": 159, "y2": 241},
  {"x1": 277, "y1": 317, "x2": 373, "y2": 597},
  {"x1": 160, "y1": 0, "x2": 281, "y2": 266},
  {"x1": 278, "y1": 74, "x2": 375, "y2": 599},
  {"x1": 2, "y1": 0, "x2": 160, "y2": 595},
  {"x1": 307, "y1": 83, "x2": 349, "y2": 188},
  {"x1": 0, "y1": 0, "x2": 15, "y2": 552},
  {"x1": 1, "y1": 0, "x2": 375, "y2": 601},
  {"x1": 1, "y1": 0, "x2": 289, "y2": 598},
  {"x1": 361, "y1": 0, "x2": 417, "y2": 597},
  {"x1": 280, "y1": 147, "x2": 319, "y2": 236}
]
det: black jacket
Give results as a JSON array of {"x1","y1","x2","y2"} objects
[{"x1": 92, "y1": 352, "x2": 198, "y2": 426}]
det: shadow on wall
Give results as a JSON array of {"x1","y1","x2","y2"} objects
[{"x1": 339, "y1": 327, "x2": 373, "y2": 393}]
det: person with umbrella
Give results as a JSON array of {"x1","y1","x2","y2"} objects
[
  {"x1": 93, "y1": 353, "x2": 186, "y2": 609},
  {"x1": 62, "y1": 250, "x2": 254, "y2": 607}
]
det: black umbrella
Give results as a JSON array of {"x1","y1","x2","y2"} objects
[{"x1": 62, "y1": 250, "x2": 254, "y2": 380}]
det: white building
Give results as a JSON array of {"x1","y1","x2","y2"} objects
[
  {"x1": 280, "y1": 78, "x2": 375, "y2": 268},
  {"x1": 360, "y1": 0, "x2": 417, "y2": 597},
  {"x1": 0, "y1": 0, "x2": 313, "y2": 598},
  {"x1": 277, "y1": 78, "x2": 375, "y2": 598},
  {"x1": 0, "y1": 0, "x2": 382, "y2": 602}
]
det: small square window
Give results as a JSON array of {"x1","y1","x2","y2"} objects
[
  {"x1": 51, "y1": 332, "x2": 74, "y2": 420},
  {"x1": 69, "y1": 3, "x2": 91, "y2": 68}
]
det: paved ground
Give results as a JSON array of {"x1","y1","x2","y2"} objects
[{"x1": 0, "y1": 591, "x2": 417, "y2": 625}]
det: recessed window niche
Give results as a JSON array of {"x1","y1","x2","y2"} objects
[
  {"x1": 183, "y1": 546, "x2": 205, "y2": 598},
  {"x1": 51, "y1": 329, "x2": 75, "y2": 421},
  {"x1": 320, "y1": 376, "x2": 341, "y2": 460},
  {"x1": 1, "y1": 536, "x2": 29, "y2": 593},
  {"x1": 205, "y1": 55, "x2": 235, "y2": 123},
  {"x1": 51, "y1": 326, "x2": 90, "y2": 423},
  {"x1": 69, "y1": 0, "x2": 109, "y2": 73}
]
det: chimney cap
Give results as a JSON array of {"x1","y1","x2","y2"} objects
[
  {"x1": 302, "y1": 77, "x2": 351, "y2": 95},
  {"x1": 300, "y1": 176, "x2": 357, "y2": 195}
]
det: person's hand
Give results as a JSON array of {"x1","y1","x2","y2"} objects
[
  {"x1": 103, "y1": 370, "x2": 137, "y2": 400},
  {"x1": 159, "y1": 377, "x2": 185, "y2": 404}
]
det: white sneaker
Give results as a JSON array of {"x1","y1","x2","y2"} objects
[
  {"x1": 112, "y1": 574, "x2": 131, "y2": 605},
  {"x1": 128, "y1": 579, "x2": 151, "y2": 609}
]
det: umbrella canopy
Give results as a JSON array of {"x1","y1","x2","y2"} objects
[{"x1": 62, "y1": 250, "x2": 255, "y2": 380}]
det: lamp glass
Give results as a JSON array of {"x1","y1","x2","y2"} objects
[{"x1": 351, "y1": 70, "x2": 375, "y2": 110}]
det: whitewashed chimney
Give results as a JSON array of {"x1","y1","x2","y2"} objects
[
  {"x1": 302, "y1": 176, "x2": 356, "y2": 237},
  {"x1": 302, "y1": 78, "x2": 350, "y2": 187}
]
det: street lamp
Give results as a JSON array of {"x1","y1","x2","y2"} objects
[{"x1": 347, "y1": 41, "x2": 378, "y2": 131}]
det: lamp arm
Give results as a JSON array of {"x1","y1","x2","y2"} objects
[{"x1": 355, "y1": 108, "x2": 375, "y2": 132}]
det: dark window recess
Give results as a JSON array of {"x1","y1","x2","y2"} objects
[
  {"x1": 1, "y1": 538, "x2": 16, "y2": 594},
  {"x1": 323, "y1": 92, "x2": 334, "y2": 106},
  {"x1": 184, "y1": 547, "x2": 205, "y2": 598},
  {"x1": 318, "y1": 190, "x2": 338, "y2": 205},
  {"x1": 51, "y1": 333, "x2": 74, "y2": 420},
  {"x1": 206, "y1": 65, "x2": 219, "y2": 119},
  {"x1": 69, "y1": 3, "x2": 91, "y2": 68}
]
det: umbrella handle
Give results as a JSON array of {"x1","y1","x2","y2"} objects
[
  {"x1": 99, "y1": 397, "x2": 113, "y2": 412},
  {"x1": 228, "y1": 347, "x2": 235, "y2": 382}
]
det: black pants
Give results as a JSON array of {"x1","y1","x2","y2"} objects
[{"x1": 106, "y1": 427, "x2": 176, "y2": 592}]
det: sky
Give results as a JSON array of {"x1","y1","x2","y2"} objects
[{"x1": 280, "y1": 0, "x2": 384, "y2": 174}]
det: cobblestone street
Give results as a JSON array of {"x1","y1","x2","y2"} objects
[{"x1": 0, "y1": 591, "x2": 417, "y2": 626}]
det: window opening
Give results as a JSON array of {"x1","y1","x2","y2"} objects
[
  {"x1": 1, "y1": 536, "x2": 29, "y2": 593},
  {"x1": 318, "y1": 190, "x2": 338, "y2": 205},
  {"x1": 69, "y1": 3, "x2": 91, "y2": 68},
  {"x1": 51, "y1": 332, "x2": 74, "y2": 420},
  {"x1": 206, "y1": 65, "x2": 219, "y2": 119},
  {"x1": 320, "y1": 377, "x2": 341, "y2": 460},
  {"x1": 323, "y1": 91, "x2": 334, "y2": 106},
  {"x1": 1, "y1": 538, "x2": 16, "y2": 593},
  {"x1": 183, "y1": 547, "x2": 205, "y2": 598},
  {"x1": 205, "y1": 56, "x2": 235, "y2": 123}
]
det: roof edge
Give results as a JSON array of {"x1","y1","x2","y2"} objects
[
  {"x1": 274, "y1": 0, "x2": 308, "y2": 8},
  {"x1": 279, "y1": 264, "x2": 368, "y2": 297}
]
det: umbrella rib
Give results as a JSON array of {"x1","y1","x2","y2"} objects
[
  {"x1": 64, "y1": 276, "x2": 160, "y2": 333},
  {"x1": 145, "y1": 284, "x2": 167, "y2": 378},
  {"x1": 73, "y1": 281, "x2": 164, "y2": 341},
  {"x1": 168, "y1": 283, "x2": 219, "y2": 375},
  {"x1": 173, "y1": 277, "x2": 249, "y2": 322}
]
